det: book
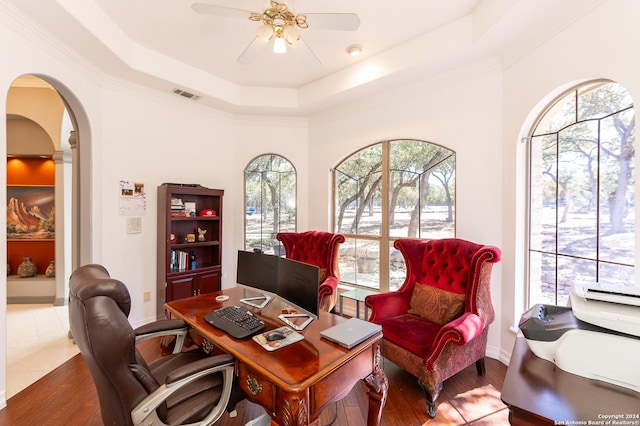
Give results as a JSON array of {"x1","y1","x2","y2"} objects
[
  {"x1": 184, "y1": 201, "x2": 196, "y2": 217},
  {"x1": 252, "y1": 326, "x2": 304, "y2": 351}
]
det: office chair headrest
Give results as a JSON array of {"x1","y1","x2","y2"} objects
[{"x1": 69, "y1": 264, "x2": 132, "y2": 317}]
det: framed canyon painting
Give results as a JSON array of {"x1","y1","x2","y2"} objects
[{"x1": 6, "y1": 185, "x2": 55, "y2": 240}]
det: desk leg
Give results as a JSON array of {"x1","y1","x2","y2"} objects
[
  {"x1": 275, "y1": 391, "x2": 312, "y2": 426},
  {"x1": 364, "y1": 343, "x2": 388, "y2": 426}
]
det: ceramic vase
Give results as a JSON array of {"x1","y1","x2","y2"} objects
[
  {"x1": 45, "y1": 260, "x2": 56, "y2": 278},
  {"x1": 18, "y1": 256, "x2": 37, "y2": 278}
]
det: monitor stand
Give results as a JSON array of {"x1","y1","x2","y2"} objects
[
  {"x1": 239, "y1": 294, "x2": 272, "y2": 309},
  {"x1": 278, "y1": 313, "x2": 313, "y2": 331}
]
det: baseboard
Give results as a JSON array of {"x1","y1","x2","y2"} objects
[{"x1": 7, "y1": 296, "x2": 55, "y2": 304}]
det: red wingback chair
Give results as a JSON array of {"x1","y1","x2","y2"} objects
[
  {"x1": 365, "y1": 238, "x2": 501, "y2": 418},
  {"x1": 276, "y1": 231, "x2": 346, "y2": 312}
]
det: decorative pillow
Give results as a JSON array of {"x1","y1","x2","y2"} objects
[{"x1": 407, "y1": 283, "x2": 465, "y2": 325}]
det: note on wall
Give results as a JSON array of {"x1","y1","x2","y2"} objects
[{"x1": 119, "y1": 180, "x2": 146, "y2": 216}]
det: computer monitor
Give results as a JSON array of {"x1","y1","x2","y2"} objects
[
  {"x1": 236, "y1": 250, "x2": 278, "y2": 293},
  {"x1": 236, "y1": 250, "x2": 320, "y2": 330},
  {"x1": 236, "y1": 250, "x2": 278, "y2": 308},
  {"x1": 276, "y1": 256, "x2": 320, "y2": 320}
]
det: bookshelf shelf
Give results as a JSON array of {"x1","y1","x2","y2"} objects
[
  {"x1": 171, "y1": 241, "x2": 220, "y2": 249},
  {"x1": 157, "y1": 183, "x2": 224, "y2": 319}
]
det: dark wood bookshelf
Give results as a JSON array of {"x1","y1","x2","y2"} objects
[{"x1": 156, "y1": 184, "x2": 224, "y2": 319}]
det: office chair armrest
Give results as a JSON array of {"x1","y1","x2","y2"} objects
[
  {"x1": 134, "y1": 319, "x2": 188, "y2": 354},
  {"x1": 134, "y1": 319, "x2": 186, "y2": 335},
  {"x1": 166, "y1": 353, "x2": 234, "y2": 384},
  {"x1": 130, "y1": 355, "x2": 236, "y2": 426}
]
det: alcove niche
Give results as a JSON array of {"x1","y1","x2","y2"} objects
[{"x1": 6, "y1": 76, "x2": 72, "y2": 304}]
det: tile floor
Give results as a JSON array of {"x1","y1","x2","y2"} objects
[{"x1": 6, "y1": 304, "x2": 79, "y2": 399}]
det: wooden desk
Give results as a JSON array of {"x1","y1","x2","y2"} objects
[
  {"x1": 165, "y1": 287, "x2": 388, "y2": 426},
  {"x1": 501, "y1": 336, "x2": 640, "y2": 425}
]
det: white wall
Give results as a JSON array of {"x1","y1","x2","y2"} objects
[{"x1": 97, "y1": 86, "x2": 238, "y2": 322}]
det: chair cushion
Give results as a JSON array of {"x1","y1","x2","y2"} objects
[
  {"x1": 407, "y1": 283, "x2": 465, "y2": 325},
  {"x1": 380, "y1": 314, "x2": 441, "y2": 357}
]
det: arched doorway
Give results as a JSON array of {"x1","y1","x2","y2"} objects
[{"x1": 5, "y1": 74, "x2": 91, "y2": 396}]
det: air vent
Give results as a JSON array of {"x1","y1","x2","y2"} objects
[{"x1": 172, "y1": 89, "x2": 200, "y2": 100}]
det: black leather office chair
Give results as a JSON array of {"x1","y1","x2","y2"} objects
[{"x1": 69, "y1": 264, "x2": 242, "y2": 426}]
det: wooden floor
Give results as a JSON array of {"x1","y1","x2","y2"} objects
[{"x1": 0, "y1": 338, "x2": 510, "y2": 425}]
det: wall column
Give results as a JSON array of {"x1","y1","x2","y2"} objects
[
  {"x1": 53, "y1": 147, "x2": 72, "y2": 306},
  {"x1": 68, "y1": 130, "x2": 79, "y2": 271}
]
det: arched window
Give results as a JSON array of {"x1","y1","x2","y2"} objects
[
  {"x1": 244, "y1": 154, "x2": 296, "y2": 255},
  {"x1": 527, "y1": 80, "x2": 635, "y2": 307},
  {"x1": 333, "y1": 139, "x2": 456, "y2": 292}
]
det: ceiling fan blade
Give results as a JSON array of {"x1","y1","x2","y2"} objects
[
  {"x1": 303, "y1": 13, "x2": 360, "y2": 31},
  {"x1": 288, "y1": 38, "x2": 321, "y2": 69},
  {"x1": 191, "y1": 3, "x2": 255, "y2": 20},
  {"x1": 237, "y1": 36, "x2": 269, "y2": 64}
]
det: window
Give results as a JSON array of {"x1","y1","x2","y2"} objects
[
  {"x1": 527, "y1": 81, "x2": 635, "y2": 307},
  {"x1": 333, "y1": 140, "x2": 456, "y2": 292},
  {"x1": 244, "y1": 154, "x2": 296, "y2": 255}
]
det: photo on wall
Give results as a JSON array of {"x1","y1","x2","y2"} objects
[{"x1": 6, "y1": 185, "x2": 55, "y2": 240}]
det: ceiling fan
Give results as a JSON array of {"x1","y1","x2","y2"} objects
[{"x1": 191, "y1": 1, "x2": 360, "y2": 68}]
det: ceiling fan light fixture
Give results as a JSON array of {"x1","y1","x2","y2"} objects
[
  {"x1": 257, "y1": 24, "x2": 274, "y2": 40},
  {"x1": 192, "y1": 1, "x2": 359, "y2": 67},
  {"x1": 347, "y1": 44, "x2": 363, "y2": 57},
  {"x1": 273, "y1": 36, "x2": 287, "y2": 53},
  {"x1": 283, "y1": 26, "x2": 299, "y2": 44}
]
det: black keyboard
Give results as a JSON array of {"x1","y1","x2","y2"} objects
[{"x1": 204, "y1": 305, "x2": 265, "y2": 339}]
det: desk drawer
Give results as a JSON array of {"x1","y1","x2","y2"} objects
[
  {"x1": 238, "y1": 363, "x2": 277, "y2": 413},
  {"x1": 310, "y1": 345, "x2": 375, "y2": 415}
]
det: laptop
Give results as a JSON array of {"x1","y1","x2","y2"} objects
[{"x1": 320, "y1": 317, "x2": 382, "y2": 349}]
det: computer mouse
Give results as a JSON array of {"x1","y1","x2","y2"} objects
[{"x1": 266, "y1": 330, "x2": 286, "y2": 341}]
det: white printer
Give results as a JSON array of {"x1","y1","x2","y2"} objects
[{"x1": 518, "y1": 282, "x2": 640, "y2": 393}]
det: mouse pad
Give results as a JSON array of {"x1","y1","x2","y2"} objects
[{"x1": 252, "y1": 326, "x2": 304, "y2": 351}]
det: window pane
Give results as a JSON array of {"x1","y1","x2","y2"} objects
[
  {"x1": 534, "y1": 91, "x2": 576, "y2": 135},
  {"x1": 529, "y1": 134, "x2": 557, "y2": 253},
  {"x1": 599, "y1": 110, "x2": 635, "y2": 266},
  {"x1": 389, "y1": 140, "x2": 455, "y2": 239},
  {"x1": 389, "y1": 167, "x2": 420, "y2": 238},
  {"x1": 389, "y1": 241, "x2": 405, "y2": 291},
  {"x1": 577, "y1": 82, "x2": 633, "y2": 121},
  {"x1": 528, "y1": 251, "x2": 556, "y2": 306},
  {"x1": 334, "y1": 145, "x2": 382, "y2": 236},
  {"x1": 338, "y1": 238, "x2": 380, "y2": 290},
  {"x1": 598, "y1": 262, "x2": 635, "y2": 287},
  {"x1": 557, "y1": 255, "x2": 596, "y2": 304},
  {"x1": 556, "y1": 123, "x2": 598, "y2": 260},
  {"x1": 245, "y1": 154, "x2": 295, "y2": 253}
]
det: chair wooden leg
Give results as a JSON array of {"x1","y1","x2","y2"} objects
[
  {"x1": 476, "y1": 357, "x2": 486, "y2": 376},
  {"x1": 418, "y1": 380, "x2": 443, "y2": 418}
]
